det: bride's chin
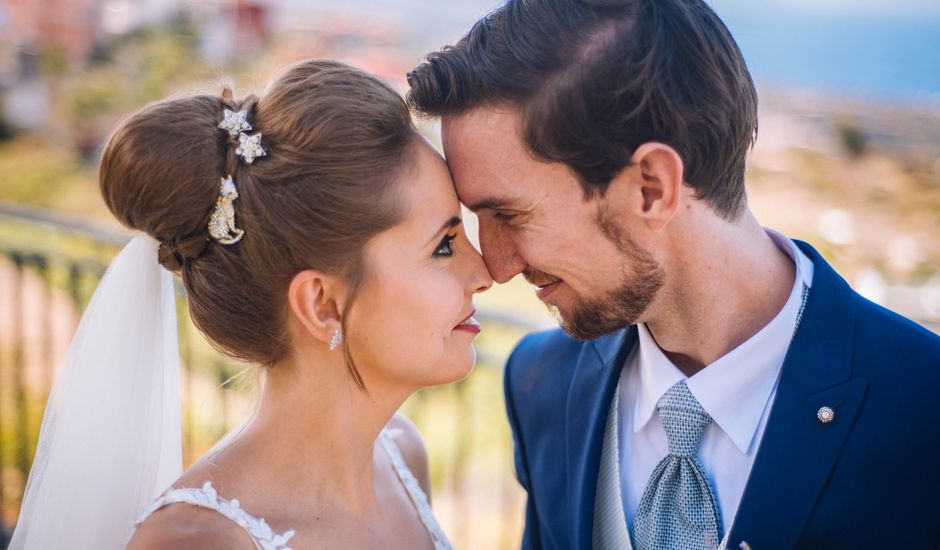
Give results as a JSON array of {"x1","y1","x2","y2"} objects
[
  {"x1": 434, "y1": 349, "x2": 477, "y2": 386},
  {"x1": 456, "y1": 349, "x2": 478, "y2": 380}
]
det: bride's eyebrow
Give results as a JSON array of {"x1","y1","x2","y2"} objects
[{"x1": 425, "y1": 216, "x2": 461, "y2": 247}]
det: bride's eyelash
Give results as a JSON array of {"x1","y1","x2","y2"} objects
[{"x1": 433, "y1": 233, "x2": 458, "y2": 258}]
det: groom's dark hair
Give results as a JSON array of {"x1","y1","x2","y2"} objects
[{"x1": 408, "y1": 0, "x2": 757, "y2": 220}]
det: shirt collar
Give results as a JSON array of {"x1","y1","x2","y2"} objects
[
  {"x1": 765, "y1": 227, "x2": 814, "y2": 290},
  {"x1": 632, "y1": 229, "x2": 813, "y2": 454}
]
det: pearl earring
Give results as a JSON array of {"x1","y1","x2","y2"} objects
[{"x1": 329, "y1": 329, "x2": 343, "y2": 351}]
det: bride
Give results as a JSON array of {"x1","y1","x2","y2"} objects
[{"x1": 10, "y1": 59, "x2": 492, "y2": 549}]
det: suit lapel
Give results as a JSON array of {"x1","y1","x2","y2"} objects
[
  {"x1": 566, "y1": 326, "x2": 638, "y2": 550},
  {"x1": 727, "y1": 242, "x2": 868, "y2": 548}
]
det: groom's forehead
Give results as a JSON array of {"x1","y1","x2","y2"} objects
[
  {"x1": 447, "y1": 165, "x2": 517, "y2": 211},
  {"x1": 442, "y1": 107, "x2": 521, "y2": 147},
  {"x1": 443, "y1": 114, "x2": 534, "y2": 189},
  {"x1": 441, "y1": 108, "x2": 549, "y2": 209}
]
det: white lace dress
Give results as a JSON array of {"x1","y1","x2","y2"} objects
[{"x1": 136, "y1": 429, "x2": 452, "y2": 550}]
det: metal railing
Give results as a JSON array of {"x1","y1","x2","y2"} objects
[{"x1": 0, "y1": 201, "x2": 532, "y2": 549}]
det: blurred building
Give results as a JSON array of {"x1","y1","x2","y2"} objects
[
  {"x1": 192, "y1": 0, "x2": 270, "y2": 63},
  {"x1": 0, "y1": 0, "x2": 101, "y2": 70},
  {"x1": 0, "y1": 0, "x2": 273, "y2": 131},
  {"x1": 274, "y1": 12, "x2": 410, "y2": 84},
  {"x1": 0, "y1": 0, "x2": 103, "y2": 129}
]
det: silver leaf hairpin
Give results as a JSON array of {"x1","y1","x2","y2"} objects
[
  {"x1": 218, "y1": 108, "x2": 252, "y2": 138},
  {"x1": 235, "y1": 132, "x2": 266, "y2": 164},
  {"x1": 208, "y1": 176, "x2": 245, "y2": 245}
]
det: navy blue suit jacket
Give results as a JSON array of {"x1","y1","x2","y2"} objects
[{"x1": 504, "y1": 241, "x2": 940, "y2": 549}]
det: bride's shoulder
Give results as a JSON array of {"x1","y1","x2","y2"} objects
[
  {"x1": 129, "y1": 495, "x2": 256, "y2": 550},
  {"x1": 385, "y1": 413, "x2": 431, "y2": 497}
]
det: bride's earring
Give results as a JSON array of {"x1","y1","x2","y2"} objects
[{"x1": 329, "y1": 329, "x2": 343, "y2": 351}]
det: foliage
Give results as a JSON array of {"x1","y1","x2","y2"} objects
[
  {"x1": 67, "y1": 75, "x2": 124, "y2": 121},
  {"x1": 0, "y1": 140, "x2": 101, "y2": 216},
  {"x1": 0, "y1": 112, "x2": 15, "y2": 143},
  {"x1": 836, "y1": 119, "x2": 869, "y2": 159}
]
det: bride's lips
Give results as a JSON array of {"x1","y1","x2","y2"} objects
[{"x1": 454, "y1": 310, "x2": 481, "y2": 334}]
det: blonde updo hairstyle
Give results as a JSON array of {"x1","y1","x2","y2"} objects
[{"x1": 99, "y1": 60, "x2": 418, "y2": 389}]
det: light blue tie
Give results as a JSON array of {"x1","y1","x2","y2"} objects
[
  {"x1": 593, "y1": 390, "x2": 631, "y2": 549},
  {"x1": 633, "y1": 380, "x2": 722, "y2": 550}
]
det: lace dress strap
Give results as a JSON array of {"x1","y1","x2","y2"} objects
[
  {"x1": 378, "y1": 429, "x2": 454, "y2": 550},
  {"x1": 136, "y1": 481, "x2": 296, "y2": 550}
]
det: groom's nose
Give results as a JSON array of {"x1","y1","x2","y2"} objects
[{"x1": 478, "y1": 217, "x2": 527, "y2": 284}]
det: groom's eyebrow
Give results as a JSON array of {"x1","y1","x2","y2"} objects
[
  {"x1": 464, "y1": 197, "x2": 511, "y2": 212},
  {"x1": 426, "y1": 216, "x2": 462, "y2": 246}
]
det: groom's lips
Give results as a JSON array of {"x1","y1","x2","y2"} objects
[
  {"x1": 534, "y1": 280, "x2": 562, "y2": 301},
  {"x1": 525, "y1": 270, "x2": 563, "y2": 302}
]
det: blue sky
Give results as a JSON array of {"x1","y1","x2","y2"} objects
[{"x1": 710, "y1": 0, "x2": 940, "y2": 20}]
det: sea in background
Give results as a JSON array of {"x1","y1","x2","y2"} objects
[
  {"x1": 270, "y1": 0, "x2": 940, "y2": 105},
  {"x1": 720, "y1": 10, "x2": 940, "y2": 105}
]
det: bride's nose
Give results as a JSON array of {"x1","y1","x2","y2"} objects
[{"x1": 466, "y1": 248, "x2": 494, "y2": 294}]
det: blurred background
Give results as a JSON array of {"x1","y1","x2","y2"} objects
[{"x1": 0, "y1": 0, "x2": 937, "y2": 547}]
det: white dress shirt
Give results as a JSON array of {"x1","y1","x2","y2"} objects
[{"x1": 617, "y1": 229, "x2": 814, "y2": 534}]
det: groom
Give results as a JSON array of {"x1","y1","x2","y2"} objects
[{"x1": 409, "y1": 0, "x2": 940, "y2": 548}]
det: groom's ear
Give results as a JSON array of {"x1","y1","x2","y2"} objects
[
  {"x1": 609, "y1": 142, "x2": 686, "y2": 231},
  {"x1": 287, "y1": 270, "x2": 345, "y2": 346}
]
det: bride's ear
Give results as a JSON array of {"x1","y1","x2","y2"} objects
[{"x1": 287, "y1": 269, "x2": 345, "y2": 346}]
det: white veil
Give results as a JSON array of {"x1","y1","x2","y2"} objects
[{"x1": 9, "y1": 234, "x2": 183, "y2": 549}]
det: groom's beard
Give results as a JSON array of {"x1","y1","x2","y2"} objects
[{"x1": 537, "y1": 207, "x2": 665, "y2": 341}]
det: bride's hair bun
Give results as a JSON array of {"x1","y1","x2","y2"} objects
[
  {"x1": 157, "y1": 234, "x2": 211, "y2": 271},
  {"x1": 101, "y1": 88, "x2": 264, "y2": 272},
  {"x1": 101, "y1": 94, "x2": 228, "y2": 269},
  {"x1": 99, "y1": 61, "x2": 417, "y2": 387}
]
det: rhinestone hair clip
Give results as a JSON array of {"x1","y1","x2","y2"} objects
[
  {"x1": 208, "y1": 105, "x2": 266, "y2": 245},
  {"x1": 208, "y1": 176, "x2": 244, "y2": 245},
  {"x1": 218, "y1": 108, "x2": 266, "y2": 164}
]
